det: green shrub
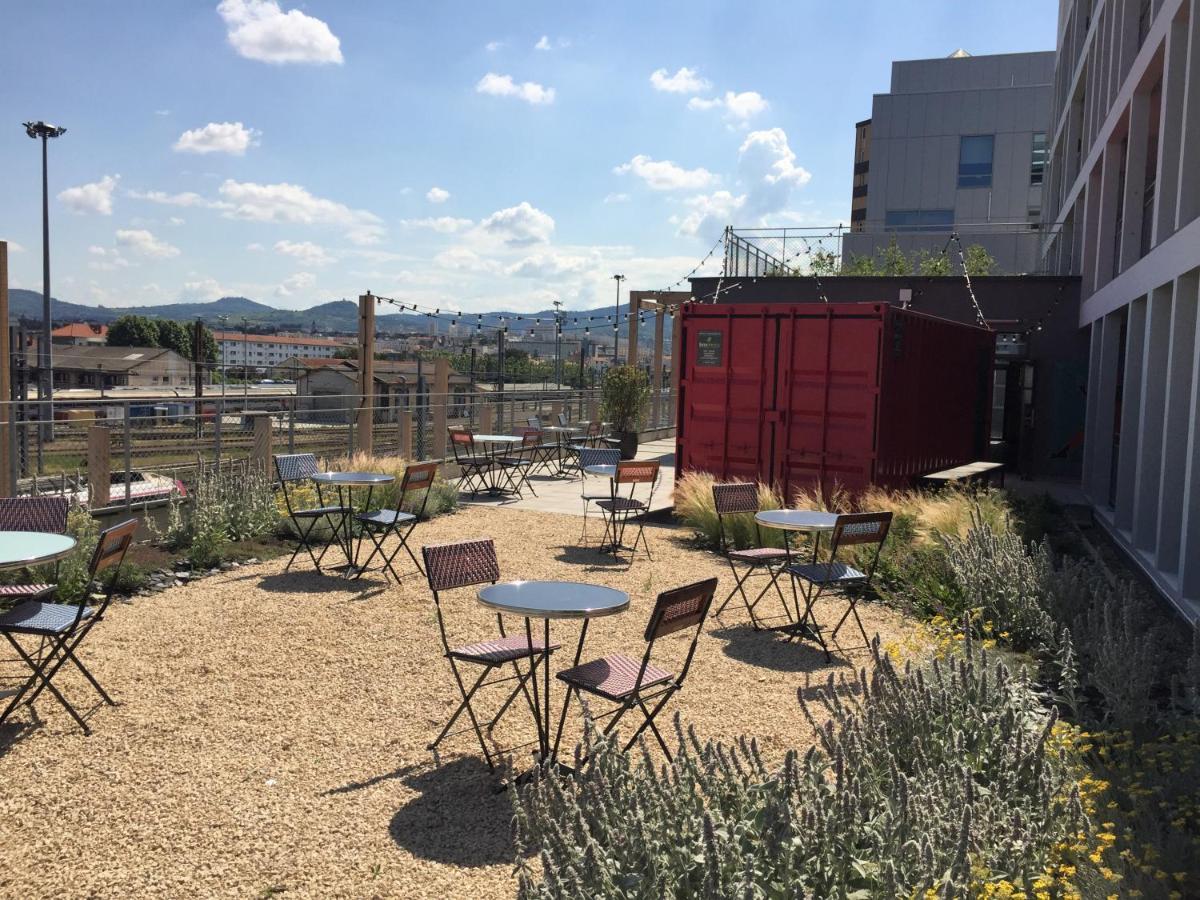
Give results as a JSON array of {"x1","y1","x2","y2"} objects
[
  {"x1": 514, "y1": 638, "x2": 1083, "y2": 898},
  {"x1": 600, "y1": 365, "x2": 650, "y2": 432},
  {"x1": 672, "y1": 471, "x2": 784, "y2": 550},
  {"x1": 153, "y1": 460, "x2": 277, "y2": 567}
]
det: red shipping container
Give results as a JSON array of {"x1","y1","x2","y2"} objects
[{"x1": 675, "y1": 302, "x2": 995, "y2": 494}]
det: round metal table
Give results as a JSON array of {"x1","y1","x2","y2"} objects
[
  {"x1": 541, "y1": 426, "x2": 585, "y2": 476},
  {"x1": 0, "y1": 531, "x2": 77, "y2": 572},
  {"x1": 469, "y1": 435, "x2": 524, "y2": 495},
  {"x1": 477, "y1": 580, "x2": 629, "y2": 766},
  {"x1": 309, "y1": 472, "x2": 395, "y2": 576},
  {"x1": 753, "y1": 510, "x2": 840, "y2": 643}
]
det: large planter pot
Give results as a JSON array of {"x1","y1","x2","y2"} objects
[{"x1": 618, "y1": 431, "x2": 639, "y2": 460}]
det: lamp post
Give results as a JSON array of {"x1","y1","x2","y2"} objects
[
  {"x1": 611, "y1": 274, "x2": 625, "y2": 366},
  {"x1": 552, "y1": 299, "x2": 562, "y2": 391},
  {"x1": 241, "y1": 316, "x2": 250, "y2": 404},
  {"x1": 24, "y1": 121, "x2": 66, "y2": 441}
]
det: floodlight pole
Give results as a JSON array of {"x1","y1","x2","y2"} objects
[{"x1": 612, "y1": 274, "x2": 625, "y2": 365}]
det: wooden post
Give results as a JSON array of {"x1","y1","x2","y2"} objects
[
  {"x1": 480, "y1": 402, "x2": 493, "y2": 433},
  {"x1": 87, "y1": 425, "x2": 110, "y2": 508},
  {"x1": 432, "y1": 358, "x2": 449, "y2": 458},
  {"x1": 588, "y1": 396, "x2": 599, "y2": 423},
  {"x1": 627, "y1": 291, "x2": 640, "y2": 366},
  {"x1": 550, "y1": 400, "x2": 562, "y2": 421},
  {"x1": 356, "y1": 293, "x2": 375, "y2": 456},
  {"x1": 251, "y1": 413, "x2": 272, "y2": 474},
  {"x1": 651, "y1": 304, "x2": 665, "y2": 429},
  {"x1": 400, "y1": 411, "x2": 413, "y2": 460},
  {"x1": 0, "y1": 242, "x2": 11, "y2": 496}
]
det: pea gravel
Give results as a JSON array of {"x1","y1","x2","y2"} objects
[{"x1": 0, "y1": 507, "x2": 920, "y2": 899}]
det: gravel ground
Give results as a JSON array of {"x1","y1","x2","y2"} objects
[{"x1": 0, "y1": 507, "x2": 921, "y2": 900}]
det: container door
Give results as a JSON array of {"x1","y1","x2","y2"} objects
[
  {"x1": 676, "y1": 308, "x2": 775, "y2": 483},
  {"x1": 774, "y1": 308, "x2": 882, "y2": 496}
]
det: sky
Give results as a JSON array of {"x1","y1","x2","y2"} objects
[{"x1": 2, "y1": 0, "x2": 1058, "y2": 314}]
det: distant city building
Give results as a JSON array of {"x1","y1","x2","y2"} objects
[
  {"x1": 295, "y1": 358, "x2": 471, "y2": 423},
  {"x1": 1043, "y1": 0, "x2": 1200, "y2": 617},
  {"x1": 212, "y1": 331, "x2": 348, "y2": 371},
  {"x1": 51, "y1": 322, "x2": 108, "y2": 346},
  {"x1": 39, "y1": 345, "x2": 193, "y2": 390},
  {"x1": 843, "y1": 49, "x2": 1054, "y2": 273}
]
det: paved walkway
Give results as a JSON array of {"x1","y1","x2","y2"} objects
[{"x1": 454, "y1": 438, "x2": 676, "y2": 516}]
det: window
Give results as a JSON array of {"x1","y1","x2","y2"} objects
[
  {"x1": 1030, "y1": 132, "x2": 1047, "y2": 186},
  {"x1": 884, "y1": 209, "x2": 954, "y2": 232},
  {"x1": 958, "y1": 135, "x2": 994, "y2": 188}
]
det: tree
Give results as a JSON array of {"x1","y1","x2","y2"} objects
[
  {"x1": 877, "y1": 238, "x2": 913, "y2": 276},
  {"x1": 154, "y1": 319, "x2": 191, "y2": 357},
  {"x1": 915, "y1": 249, "x2": 952, "y2": 276},
  {"x1": 107, "y1": 314, "x2": 160, "y2": 348},
  {"x1": 190, "y1": 321, "x2": 218, "y2": 364},
  {"x1": 808, "y1": 248, "x2": 841, "y2": 277},
  {"x1": 963, "y1": 244, "x2": 998, "y2": 276}
]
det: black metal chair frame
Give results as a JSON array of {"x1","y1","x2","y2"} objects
[
  {"x1": 422, "y1": 539, "x2": 557, "y2": 771},
  {"x1": 556, "y1": 577, "x2": 716, "y2": 760},
  {"x1": 274, "y1": 453, "x2": 351, "y2": 573},
  {"x1": 450, "y1": 430, "x2": 491, "y2": 495},
  {"x1": 497, "y1": 431, "x2": 542, "y2": 496},
  {"x1": 576, "y1": 447, "x2": 621, "y2": 545},
  {"x1": 709, "y1": 484, "x2": 794, "y2": 630},
  {"x1": 596, "y1": 460, "x2": 660, "y2": 562},
  {"x1": 0, "y1": 517, "x2": 137, "y2": 735},
  {"x1": 355, "y1": 461, "x2": 438, "y2": 582},
  {"x1": 0, "y1": 497, "x2": 69, "y2": 601},
  {"x1": 788, "y1": 512, "x2": 893, "y2": 659}
]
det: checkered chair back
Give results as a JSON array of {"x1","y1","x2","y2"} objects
[
  {"x1": 832, "y1": 512, "x2": 893, "y2": 549},
  {"x1": 89, "y1": 518, "x2": 138, "y2": 581},
  {"x1": 711, "y1": 483, "x2": 759, "y2": 516},
  {"x1": 519, "y1": 429, "x2": 541, "y2": 447},
  {"x1": 557, "y1": 413, "x2": 569, "y2": 427},
  {"x1": 527, "y1": 416, "x2": 542, "y2": 429},
  {"x1": 423, "y1": 539, "x2": 500, "y2": 593},
  {"x1": 449, "y1": 430, "x2": 477, "y2": 456},
  {"x1": 616, "y1": 460, "x2": 659, "y2": 486},
  {"x1": 0, "y1": 496, "x2": 69, "y2": 533},
  {"x1": 645, "y1": 577, "x2": 717, "y2": 641},
  {"x1": 400, "y1": 461, "x2": 439, "y2": 498},
  {"x1": 579, "y1": 447, "x2": 620, "y2": 470},
  {"x1": 274, "y1": 453, "x2": 318, "y2": 483},
  {"x1": 586, "y1": 422, "x2": 603, "y2": 440}
]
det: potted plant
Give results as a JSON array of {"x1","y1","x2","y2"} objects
[{"x1": 600, "y1": 365, "x2": 650, "y2": 459}]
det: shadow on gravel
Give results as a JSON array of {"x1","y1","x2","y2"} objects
[{"x1": 708, "y1": 623, "x2": 853, "y2": 674}]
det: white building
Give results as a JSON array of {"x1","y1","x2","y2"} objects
[
  {"x1": 1042, "y1": 0, "x2": 1200, "y2": 619},
  {"x1": 212, "y1": 331, "x2": 349, "y2": 371}
]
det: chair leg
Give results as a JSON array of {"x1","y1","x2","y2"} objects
[
  {"x1": 489, "y1": 654, "x2": 544, "y2": 731},
  {"x1": 1, "y1": 633, "x2": 92, "y2": 734},
  {"x1": 624, "y1": 694, "x2": 674, "y2": 759},
  {"x1": 431, "y1": 661, "x2": 495, "y2": 770}
]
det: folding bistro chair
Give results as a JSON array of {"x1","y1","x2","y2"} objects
[
  {"x1": 596, "y1": 460, "x2": 660, "y2": 562},
  {"x1": 421, "y1": 539, "x2": 559, "y2": 770},
  {"x1": 0, "y1": 497, "x2": 69, "y2": 603},
  {"x1": 556, "y1": 412, "x2": 570, "y2": 427},
  {"x1": 577, "y1": 447, "x2": 620, "y2": 544},
  {"x1": 526, "y1": 416, "x2": 542, "y2": 430},
  {"x1": 516, "y1": 427, "x2": 559, "y2": 477},
  {"x1": 450, "y1": 429, "x2": 491, "y2": 495},
  {"x1": 495, "y1": 431, "x2": 539, "y2": 497},
  {"x1": 274, "y1": 453, "x2": 351, "y2": 573},
  {"x1": 0, "y1": 518, "x2": 137, "y2": 735},
  {"x1": 785, "y1": 512, "x2": 893, "y2": 659},
  {"x1": 555, "y1": 577, "x2": 716, "y2": 760},
  {"x1": 709, "y1": 483, "x2": 793, "y2": 629},
  {"x1": 355, "y1": 461, "x2": 438, "y2": 582}
]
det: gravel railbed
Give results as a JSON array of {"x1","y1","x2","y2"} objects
[{"x1": 0, "y1": 506, "x2": 920, "y2": 899}]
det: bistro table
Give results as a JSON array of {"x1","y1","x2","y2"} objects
[
  {"x1": 309, "y1": 471, "x2": 395, "y2": 577},
  {"x1": 753, "y1": 509, "x2": 840, "y2": 643},
  {"x1": 477, "y1": 580, "x2": 629, "y2": 768},
  {"x1": 0, "y1": 531, "x2": 77, "y2": 572},
  {"x1": 541, "y1": 425, "x2": 585, "y2": 476},
  {"x1": 469, "y1": 434, "x2": 525, "y2": 495}
]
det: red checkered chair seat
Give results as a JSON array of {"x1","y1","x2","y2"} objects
[
  {"x1": 728, "y1": 547, "x2": 789, "y2": 563},
  {"x1": 448, "y1": 634, "x2": 560, "y2": 665},
  {"x1": 557, "y1": 653, "x2": 674, "y2": 701},
  {"x1": 0, "y1": 583, "x2": 55, "y2": 600},
  {"x1": 785, "y1": 561, "x2": 867, "y2": 584},
  {"x1": 596, "y1": 496, "x2": 647, "y2": 513}
]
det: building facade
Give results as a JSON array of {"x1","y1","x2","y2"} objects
[
  {"x1": 843, "y1": 50, "x2": 1054, "y2": 273},
  {"x1": 41, "y1": 345, "x2": 193, "y2": 389},
  {"x1": 1043, "y1": 0, "x2": 1200, "y2": 620},
  {"x1": 212, "y1": 331, "x2": 348, "y2": 371}
]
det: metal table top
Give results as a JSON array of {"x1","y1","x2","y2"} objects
[
  {"x1": 310, "y1": 471, "x2": 395, "y2": 487},
  {"x1": 542, "y1": 425, "x2": 583, "y2": 433},
  {"x1": 477, "y1": 580, "x2": 630, "y2": 620},
  {"x1": 583, "y1": 464, "x2": 618, "y2": 478},
  {"x1": 754, "y1": 509, "x2": 839, "y2": 532},
  {"x1": 0, "y1": 531, "x2": 78, "y2": 571},
  {"x1": 471, "y1": 434, "x2": 523, "y2": 444}
]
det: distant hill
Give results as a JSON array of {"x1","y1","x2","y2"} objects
[{"x1": 5, "y1": 288, "x2": 670, "y2": 346}]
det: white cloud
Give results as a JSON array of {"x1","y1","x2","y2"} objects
[
  {"x1": 247, "y1": 242, "x2": 264, "y2": 251},
  {"x1": 505, "y1": 252, "x2": 592, "y2": 278},
  {"x1": 475, "y1": 72, "x2": 555, "y2": 105},
  {"x1": 603, "y1": 192, "x2": 630, "y2": 204},
  {"x1": 274, "y1": 239, "x2": 334, "y2": 266},
  {"x1": 58, "y1": 175, "x2": 120, "y2": 215},
  {"x1": 478, "y1": 201, "x2": 555, "y2": 245},
  {"x1": 426, "y1": 186, "x2": 450, "y2": 204},
  {"x1": 485, "y1": 40, "x2": 503, "y2": 52},
  {"x1": 128, "y1": 189, "x2": 224, "y2": 208},
  {"x1": 613, "y1": 155, "x2": 715, "y2": 191},
  {"x1": 738, "y1": 127, "x2": 812, "y2": 218},
  {"x1": 401, "y1": 216, "x2": 474, "y2": 234},
  {"x1": 1, "y1": 240, "x2": 25, "y2": 253},
  {"x1": 217, "y1": 179, "x2": 385, "y2": 244},
  {"x1": 173, "y1": 121, "x2": 260, "y2": 155},
  {"x1": 649, "y1": 66, "x2": 710, "y2": 93},
  {"x1": 535, "y1": 35, "x2": 551, "y2": 50},
  {"x1": 677, "y1": 190, "x2": 745, "y2": 238},
  {"x1": 179, "y1": 278, "x2": 226, "y2": 301},
  {"x1": 275, "y1": 271, "x2": 316, "y2": 297},
  {"x1": 433, "y1": 246, "x2": 500, "y2": 273},
  {"x1": 688, "y1": 90, "x2": 769, "y2": 122},
  {"x1": 87, "y1": 245, "x2": 131, "y2": 271},
  {"x1": 217, "y1": 0, "x2": 343, "y2": 64},
  {"x1": 168, "y1": 216, "x2": 186, "y2": 226},
  {"x1": 154, "y1": 109, "x2": 171, "y2": 116},
  {"x1": 116, "y1": 228, "x2": 181, "y2": 259}
]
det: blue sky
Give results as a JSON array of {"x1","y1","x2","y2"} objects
[{"x1": 2, "y1": 0, "x2": 1058, "y2": 313}]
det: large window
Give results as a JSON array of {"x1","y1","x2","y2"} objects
[
  {"x1": 958, "y1": 134, "x2": 994, "y2": 188},
  {"x1": 884, "y1": 209, "x2": 955, "y2": 232},
  {"x1": 1030, "y1": 132, "x2": 1047, "y2": 185}
]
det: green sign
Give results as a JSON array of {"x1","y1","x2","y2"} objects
[{"x1": 697, "y1": 331, "x2": 723, "y2": 367}]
